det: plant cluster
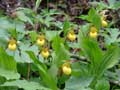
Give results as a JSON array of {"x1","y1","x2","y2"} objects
[{"x1": 0, "y1": 0, "x2": 120, "y2": 90}]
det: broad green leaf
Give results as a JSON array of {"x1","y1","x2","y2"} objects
[
  {"x1": 0, "y1": 18, "x2": 14, "y2": 30},
  {"x1": 0, "y1": 47, "x2": 20, "y2": 80},
  {"x1": 0, "y1": 86, "x2": 18, "y2": 90},
  {"x1": 8, "y1": 29, "x2": 17, "y2": 39},
  {"x1": 0, "y1": 29, "x2": 9, "y2": 39},
  {"x1": 16, "y1": 11, "x2": 33, "y2": 25},
  {"x1": 71, "y1": 62, "x2": 90, "y2": 77},
  {"x1": 88, "y1": 8, "x2": 101, "y2": 29},
  {"x1": 108, "y1": 0, "x2": 117, "y2": 8},
  {"x1": 79, "y1": 24, "x2": 90, "y2": 37},
  {"x1": 96, "y1": 1, "x2": 108, "y2": 11},
  {"x1": 0, "y1": 38, "x2": 8, "y2": 48},
  {"x1": 1, "y1": 80, "x2": 51, "y2": 90},
  {"x1": 44, "y1": 16, "x2": 54, "y2": 27},
  {"x1": 14, "y1": 50, "x2": 32, "y2": 63},
  {"x1": 26, "y1": 51, "x2": 47, "y2": 72},
  {"x1": 79, "y1": 37, "x2": 103, "y2": 72},
  {"x1": 92, "y1": 13, "x2": 101, "y2": 30},
  {"x1": 113, "y1": 2, "x2": 120, "y2": 9},
  {"x1": 65, "y1": 76, "x2": 93, "y2": 90},
  {"x1": 0, "y1": 76, "x2": 5, "y2": 84},
  {"x1": 0, "y1": 68, "x2": 20, "y2": 80},
  {"x1": 79, "y1": 8, "x2": 101, "y2": 29},
  {"x1": 45, "y1": 31, "x2": 61, "y2": 41},
  {"x1": 52, "y1": 21, "x2": 63, "y2": 29},
  {"x1": 95, "y1": 79, "x2": 110, "y2": 90},
  {"x1": 26, "y1": 51, "x2": 58, "y2": 90},
  {"x1": 100, "y1": 45, "x2": 120, "y2": 69},
  {"x1": 29, "y1": 31, "x2": 38, "y2": 43},
  {"x1": 104, "y1": 28, "x2": 120, "y2": 45},
  {"x1": 63, "y1": 20, "x2": 70, "y2": 36},
  {"x1": 52, "y1": 36, "x2": 63, "y2": 53},
  {"x1": 88, "y1": 8, "x2": 96, "y2": 22},
  {"x1": 15, "y1": 21, "x2": 25, "y2": 33},
  {"x1": 52, "y1": 36, "x2": 70, "y2": 66},
  {"x1": 95, "y1": 45, "x2": 120, "y2": 80}
]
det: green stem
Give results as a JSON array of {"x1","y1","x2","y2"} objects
[
  {"x1": 27, "y1": 63, "x2": 31, "y2": 80},
  {"x1": 34, "y1": 0, "x2": 42, "y2": 12}
]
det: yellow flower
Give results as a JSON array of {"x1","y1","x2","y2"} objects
[
  {"x1": 41, "y1": 48, "x2": 49, "y2": 58},
  {"x1": 8, "y1": 39, "x2": 17, "y2": 51},
  {"x1": 36, "y1": 35, "x2": 45, "y2": 46},
  {"x1": 101, "y1": 15, "x2": 106, "y2": 21},
  {"x1": 101, "y1": 16, "x2": 108, "y2": 27},
  {"x1": 89, "y1": 26, "x2": 98, "y2": 38},
  {"x1": 102, "y1": 20, "x2": 108, "y2": 27},
  {"x1": 67, "y1": 30, "x2": 76, "y2": 41},
  {"x1": 62, "y1": 62, "x2": 71, "y2": 75}
]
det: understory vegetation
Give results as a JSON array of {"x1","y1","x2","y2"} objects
[{"x1": 0, "y1": 0, "x2": 120, "y2": 90}]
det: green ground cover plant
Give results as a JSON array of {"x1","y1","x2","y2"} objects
[{"x1": 0, "y1": 0, "x2": 120, "y2": 90}]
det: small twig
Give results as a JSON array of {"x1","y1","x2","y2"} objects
[
  {"x1": 70, "y1": 55, "x2": 89, "y2": 63},
  {"x1": 110, "y1": 80, "x2": 120, "y2": 86},
  {"x1": 70, "y1": 55, "x2": 87, "y2": 61}
]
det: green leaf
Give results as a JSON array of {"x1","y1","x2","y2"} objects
[
  {"x1": 96, "y1": 1, "x2": 108, "y2": 11},
  {"x1": 29, "y1": 31, "x2": 38, "y2": 43},
  {"x1": 79, "y1": 24, "x2": 90, "y2": 37},
  {"x1": 0, "y1": 38, "x2": 8, "y2": 48},
  {"x1": 44, "y1": 16, "x2": 54, "y2": 27},
  {"x1": 15, "y1": 21, "x2": 25, "y2": 33},
  {"x1": 0, "y1": 68, "x2": 20, "y2": 80},
  {"x1": 0, "y1": 76, "x2": 6, "y2": 84},
  {"x1": 88, "y1": 8, "x2": 101, "y2": 29},
  {"x1": 88, "y1": 8, "x2": 96, "y2": 22},
  {"x1": 8, "y1": 29, "x2": 17, "y2": 39},
  {"x1": 95, "y1": 79, "x2": 110, "y2": 90},
  {"x1": 35, "y1": 0, "x2": 42, "y2": 11},
  {"x1": 52, "y1": 36, "x2": 70, "y2": 66},
  {"x1": 26, "y1": 51, "x2": 47, "y2": 72},
  {"x1": 108, "y1": 0, "x2": 116, "y2": 8},
  {"x1": 79, "y1": 8, "x2": 101, "y2": 29},
  {"x1": 78, "y1": 15, "x2": 88, "y2": 20},
  {"x1": 16, "y1": 11, "x2": 33, "y2": 25},
  {"x1": 0, "y1": 29, "x2": 9, "y2": 39},
  {"x1": 1, "y1": 80, "x2": 51, "y2": 90},
  {"x1": 104, "y1": 28, "x2": 120, "y2": 45},
  {"x1": 45, "y1": 31, "x2": 61, "y2": 42},
  {"x1": 26, "y1": 51, "x2": 57, "y2": 90},
  {"x1": 65, "y1": 76, "x2": 93, "y2": 90},
  {"x1": 92, "y1": 13, "x2": 101, "y2": 30},
  {"x1": 0, "y1": 18, "x2": 14, "y2": 30},
  {"x1": 0, "y1": 47, "x2": 20, "y2": 80},
  {"x1": 79, "y1": 37, "x2": 103, "y2": 73},
  {"x1": 0, "y1": 86, "x2": 18, "y2": 90},
  {"x1": 100, "y1": 45, "x2": 120, "y2": 69},
  {"x1": 113, "y1": 2, "x2": 120, "y2": 9},
  {"x1": 63, "y1": 20, "x2": 70, "y2": 36}
]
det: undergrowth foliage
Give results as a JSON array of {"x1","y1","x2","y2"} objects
[{"x1": 0, "y1": 0, "x2": 120, "y2": 90}]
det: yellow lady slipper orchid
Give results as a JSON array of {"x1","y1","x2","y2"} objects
[
  {"x1": 41, "y1": 48, "x2": 49, "y2": 58},
  {"x1": 89, "y1": 26, "x2": 98, "y2": 38},
  {"x1": 62, "y1": 62, "x2": 71, "y2": 75},
  {"x1": 36, "y1": 35, "x2": 45, "y2": 46},
  {"x1": 101, "y1": 16, "x2": 108, "y2": 27},
  {"x1": 101, "y1": 15, "x2": 106, "y2": 21},
  {"x1": 8, "y1": 39, "x2": 17, "y2": 51},
  {"x1": 67, "y1": 30, "x2": 76, "y2": 41},
  {"x1": 62, "y1": 66, "x2": 71, "y2": 75},
  {"x1": 102, "y1": 20, "x2": 108, "y2": 27}
]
